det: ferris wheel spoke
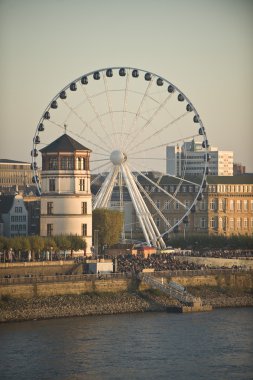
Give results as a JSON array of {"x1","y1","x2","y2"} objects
[
  {"x1": 133, "y1": 175, "x2": 172, "y2": 229},
  {"x1": 61, "y1": 99, "x2": 112, "y2": 153},
  {"x1": 128, "y1": 111, "x2": 189, "y2": 155},
  {"x1": 102, "y1": 72, "x2": 119, "y2": 149},
  {"x1": 125, "y1": 93, "x2": 173, "y2": 152},
  {"x1": 127, "y1": 162, "x2": 188, "y2": 210},
  {"x1": 130, "y1": 133, "x2": 199, "y2": 156},
  {"x1": 124, "y1": 77, "x2": 154, "y2": 149},
  {"x1": 46, "y1": 119, "x2": 108, "y2": 154},
  {"x1": 91, "y1": 172, "x2": 106, "y2": 185},
  {"x1": 119, "y1": 69, "x2": 130, "y2": 150},
  {"x1": 91, "y1": 160, "x2": 111, "y2": 173},
  {"x1": 77, "y1": 88, "x2": 116, "y2": 150}
]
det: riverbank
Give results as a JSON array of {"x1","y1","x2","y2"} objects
[{"x1": 1, "y1": 287, "x2": 253, "y2": 323}]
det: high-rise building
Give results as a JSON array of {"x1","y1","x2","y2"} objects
[{"x1": 166, "y1": 140, "x2": 233, "y2": 176}]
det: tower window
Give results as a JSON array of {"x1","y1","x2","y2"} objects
[
  {"x1": 81, "y1": 202, "x2": 87, "y2": 214},
  {"x1": 61, "y1": 156, "x2": 74, "y2": 170},
  {"x1": 47, "y1": 224, "x2": 53, "y2": 236},
  {"x1": 48, "y1": 157, "x2": 58, "y2": 170},
  {"x1": 47, "y1": 202, "x2": 53, "y2": 215},
  {"x1": 79, "y1": 179, "x2": 85, "y2": 191},
  {"x1": 49, "y1": 178, "x2": 55, "y2": 191},
  {"x1": 81, "y1": 223, "x2": 87, "y2": 236}
]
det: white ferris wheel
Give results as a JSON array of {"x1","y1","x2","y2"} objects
[{"x1": 31, "y1": 67, "x2": 209, "y2": 248}]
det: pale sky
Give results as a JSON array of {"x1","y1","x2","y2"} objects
[{"x1": 0, "y1": 0, "x2": 253, "y2": 171}]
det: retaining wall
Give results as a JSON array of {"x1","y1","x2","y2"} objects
[{"x1": 0, "y1": 272, "x2": 252, "y2": 299}]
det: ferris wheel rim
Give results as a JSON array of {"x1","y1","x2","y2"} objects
[{"x1": 32, "y1": 66, "x2": 209, "y2": 243}]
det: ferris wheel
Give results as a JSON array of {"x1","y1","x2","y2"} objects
[{"x1": 31, "y1": 67, "x2": 209, "y2": 248}]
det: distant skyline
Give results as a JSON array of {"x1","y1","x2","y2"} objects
[{"x1": 0, "y1": 0, "x2": 252, "y2": 171}]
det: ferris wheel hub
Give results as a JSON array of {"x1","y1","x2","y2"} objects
[{"x1": 110, "y1": 150, "x2": 127, "y2": 165}]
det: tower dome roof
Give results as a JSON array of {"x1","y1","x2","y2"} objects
[{"x1": 40, "y1": 134, "x2": 91, "y2": 153}]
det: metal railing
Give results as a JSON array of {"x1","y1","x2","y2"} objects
[
  {"x1": 0, "y1": 272, "x2": 128, "y2": 286},
  {"x1": 140, "y1": 274, "x2": 196, "y2": 306},
  {"x1": 0, "y1": 268, "x2": 251, "y2": 286}
]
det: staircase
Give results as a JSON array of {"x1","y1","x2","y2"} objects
[{"x1": 139, "y1": 273, "x2": 210, "y2": 311}]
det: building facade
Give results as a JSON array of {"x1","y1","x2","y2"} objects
[
  {"x1": 40, "y1": 134, "x2": 92, "y2": 254},
  {"x1": 0, "y1": 159, "x2": 34, "y2": 189},
  {"x1": 166, "y1": 140, "x2": 233, "y2": 176},
  {"x1": 145, "y1": 174, "x2": 253, "y2": 237},
  {"x1": 0, "y1": 193, "x2": 28, "y2": 237}
]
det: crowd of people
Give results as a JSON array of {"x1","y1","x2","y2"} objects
[
  {"x1": 116, "y1": 253, "x2": 203, "y2": 273},
  {"x1": 186, "y1": 249, "x2": 253, "y2": 259}
]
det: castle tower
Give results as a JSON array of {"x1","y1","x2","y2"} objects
[{"x1": 40, "y1": 133, "x2": 92, "y2": 254}]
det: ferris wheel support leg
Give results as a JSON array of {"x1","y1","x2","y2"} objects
[
  {"x1": 121, "y1": 164, "x2": 151, "y2": 246},
  {"x1": 100, "y1": 166, "x2": 120, "y2": 208},
  {"x1": 93, "y1": 165, "x2": 119, "y2": 209},
  {"x1": 122, "y1": 163, "x2": 159, "y2": 247}
]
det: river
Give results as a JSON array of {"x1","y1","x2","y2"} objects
[{"x1": 0, "y1": 308, "x2": 252, "y2": 380}]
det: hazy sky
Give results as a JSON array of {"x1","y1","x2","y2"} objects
[{"x1": 0, "y1": 0, "x2": 252, "y2": 171}]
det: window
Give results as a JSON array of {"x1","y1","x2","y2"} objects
[
  {"x1": 236, "y1": 200, "x2": 241, "y2": 211},
  {"x1": 60, "y1": 156, "x2": 74, "y2": 170},
  {"x1": 49, "y1": 178, "x2": 55, "y2": 192},
  {"x1": 199, "y1": 200, "x2": 206, "y2": 211},
  {"x1": 200, "y1": 217, "x2": 207, "y2": 229},
  {"x1": 47, "y1": 202, "x2": 53, "y2": 215},
  {"x1": 47, "y1": 224, "x2": 53, "y2": 236},
  {"x1": 81, "y1": 223, "x2": 87, "y2": 236},
  {"x1": 48, "y1": 157, "x2": 58, "y2": 170},
  {"x1": 185, "y1": 200, "x2": 190, "y2": 207},
  {"x1": 230, "y1": 218, "x2": 234, "y2": 229},
  {"x1": 243, "y1": 200, "x2": 248, "y2": 211},
  {"x1": 209, "y1": 199, "x2": 217, "y2": 211},
  {"x1": 164, "y1": 201, "x2": 169, "y2": 210},
  {"x1": 79, "y1": 179, "x2": 85, "y2": 191},
  {"x1": 251, "y1": 200, "x2": 253, "y2": 211},
  {"x1": 174, "y1": 201, "x2": 179, "y2": 210},
  {"x1": 81, "y1": 201, "x2": 87, "y2": 214},
  {"x1": 210, "y1": 217, "x2": 216, "y2": 229},
  {"x1": 230, "y1": 200, "x2": 234, "y2": 211},
  {"x1": 189, "y1": 186, "x2": 193, "y2": 192},
  {"x1": 244, "y1": 218, "x2": 248, "y2": 228},
  {"x1": 155, "y1": 200, "x2": 160, "y2": 209},
  {"x1": 237, "y1": 218, "x2": 242, "y2": 229}
]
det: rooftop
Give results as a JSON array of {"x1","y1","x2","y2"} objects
[
  {"x1": 40, "y1": 134, "x2": 91, "y2": 154},
  {"x1": 0, "y1": 159, "x2": 30, "y2": 165}
]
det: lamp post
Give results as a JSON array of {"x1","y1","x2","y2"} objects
[{"x1": 94, "y1": 230, "x2": 99, "y2": 261}]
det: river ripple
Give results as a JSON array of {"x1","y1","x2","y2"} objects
[{"x1": 0, "y1": 308, "x2": 252, "y2": 380}]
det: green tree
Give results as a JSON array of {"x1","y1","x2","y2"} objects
[
  {"x1": 92, "y1": 208, "x2": 124, "y2": 251},
  {"x1": 69, "y1": 235, "x2": 87, "y2": 256},
  {"x1": 29, "y1": 235, "x2": 45, "y2": 260},
  {"x1": 54, "y1": 235, "x2": 71, "y2": 259},
  {"x1": 0, "y1": 236, "x2": 9, "y2": 262}
]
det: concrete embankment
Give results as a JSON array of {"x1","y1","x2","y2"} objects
[{"x1": 0, "y1": 287, "x2": 252, "y2": 323}]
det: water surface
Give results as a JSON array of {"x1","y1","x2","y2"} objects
[{"x1": 0, "y1": 308, "x2": 252, "y2": 379}]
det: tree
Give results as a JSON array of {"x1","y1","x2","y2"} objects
[
  {"x1": 0, "y1": 236, "x2": 9, "y2": 262},
  {"x1": 69, "y1": 235, "x2": 87, "y2": 256},
  {"x1": 29, "y1": 235, "x2": 45, "y2": 260},
  {"x1": 92, "y1": 209, "x2": 124, "y2": 251}
]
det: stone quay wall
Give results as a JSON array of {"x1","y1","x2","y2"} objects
[{"x1": 0, "y1": 272, "x2": 252, "y2": 299}]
